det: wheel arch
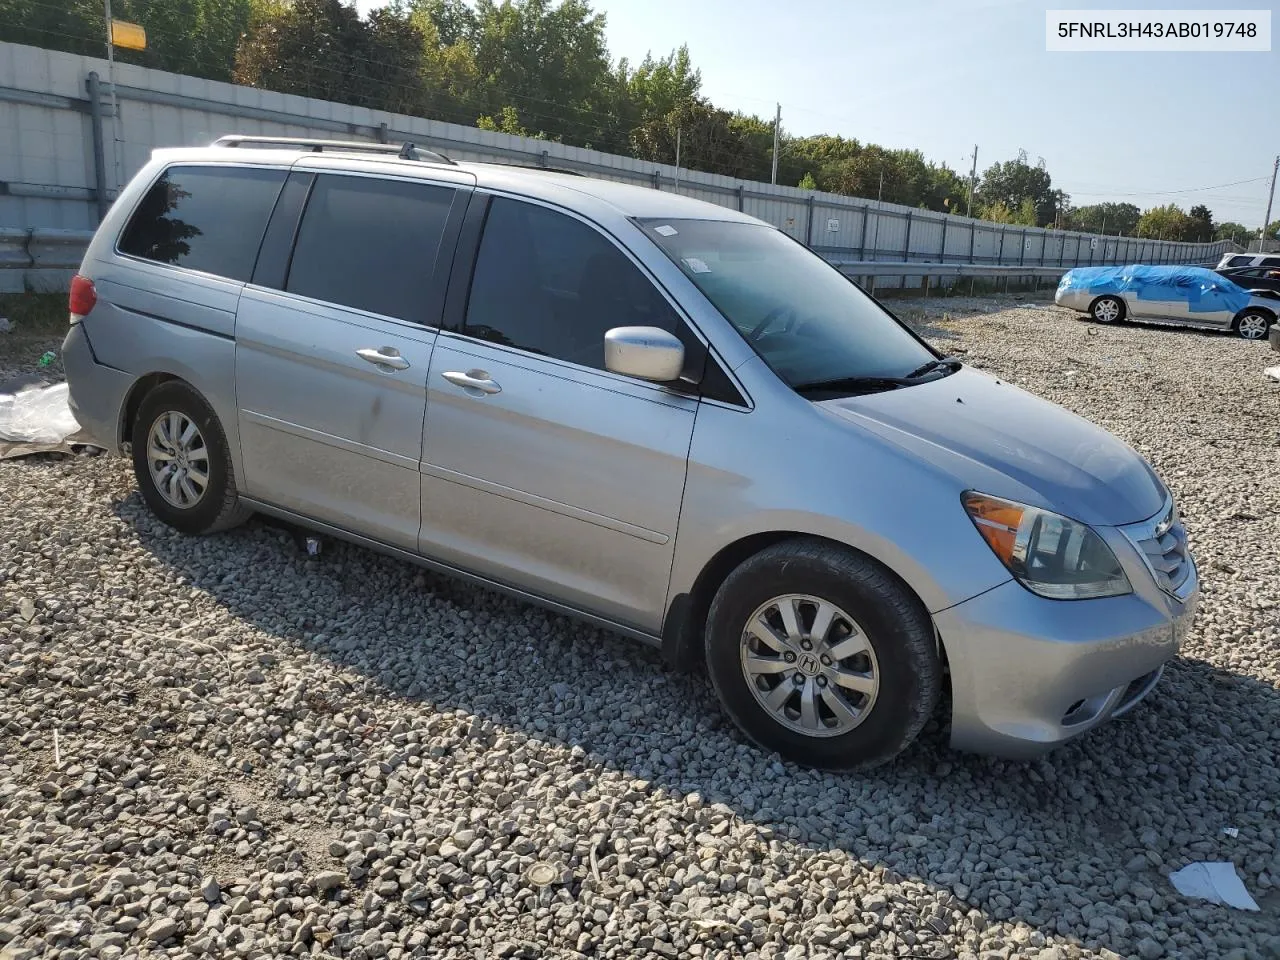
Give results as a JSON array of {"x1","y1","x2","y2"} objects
[
  {"x1": 119, "y1": 371, "x2": 181, "y2": 449},
  {"x1": 661, "y1": 531, "x2": 944, "y2": 676},
  {"x1": 1233, "y1": 305, "x2": 1277, "y2": 329}
]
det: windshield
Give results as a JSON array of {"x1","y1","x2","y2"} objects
[{"x1": 640, "y1": 218, "x2": 936, "y2": 388}]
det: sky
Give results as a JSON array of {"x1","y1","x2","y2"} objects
[{"x1": 354, "y1": 0, "x2": 1279, "y2": 230}]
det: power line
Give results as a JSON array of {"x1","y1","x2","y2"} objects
[{"x1": 1063, "y1": 176, "x2": 1271, "y2": 198}]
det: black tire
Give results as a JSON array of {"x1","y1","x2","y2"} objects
[
  {"x1": 1089, "y1": 296, "x2": 1125, "y2": 324},
  {"x1": 131, "y1": 381, "x2": 251, "y2": 535},
  {"x1": 704, "y1": 538, "x2": 940, "y2": 771},
  {"x1": 1233, "y1": 309, "x2": 1273, "y2": 341}
]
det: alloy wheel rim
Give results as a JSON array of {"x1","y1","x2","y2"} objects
[
  {"x1": 1095, "y1": 299, "x2": 1119, "y2": 322},
  {"x1": 147, "y1": 411, "x2": 210, "y2": 509},
  {"x1": 1239, "y1": 315, "x2": 1267, "y2": 339},
  {"x1": 739, "y1": 594, "x2": 879, "y2": 738}
]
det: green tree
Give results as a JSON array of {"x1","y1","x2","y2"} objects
[
  {"x1": 469, "y1": 0, "x2": 614, "y2": 147},
  {"x1": 1214, "y1": 221, "x2": 1249, "y2": 244},
  {"x1": 1068, "y1": 202, "x2": 1141, "y2": 235},
  {"x1": 976, "y1": 154, "x2": 1059, "y2": 226},
  {"x1": 408, "y1": 0, "x2": 475, "y2": 46},
  {"x1": 236, "y1": 0, "x2": 376, "y2": 105},
  {"x1": 798, "y1": 172, "x2": 817, "y2": 191},
  {"x1": 1137, "y1": 203, "x2": 1195, "y2": 241},
  {"x1": 630, "y1": 100, "x2": 770, "y2": 181},
  {"x1": 0, "y1": 0, "x2": 252, "y2": 82},
  {"x1": 1187, "y1": 204, "x2": 1215, "y2": 243}
]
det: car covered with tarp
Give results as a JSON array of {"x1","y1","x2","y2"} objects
[{"x1": 1055, "y1": 264, "x2": 1279, "y2": 340}]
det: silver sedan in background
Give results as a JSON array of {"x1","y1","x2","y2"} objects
[{"x1": 1056, "y1": 264, "x2": 1279, "y2": 340}]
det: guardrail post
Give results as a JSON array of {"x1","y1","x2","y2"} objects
[
  {"x1": 940, "y1": 217, "x2": 948, "y2": 263},
  {"x1": 859, "y1": 207, "x2": 869, "y2": 259},
  {"x1": 805, "y1": 195, "x2": 814, "y2": 247},
  {"x1": 969, "y1": 221, "x2": 976, "y2": 262},
  {"x1": 375, "y1": 122, "x2": 389, "y2": 143},
  {"x1": 736, "y1": 185, "x2": 744, "y2": 212},
  {"x1": 651, "y1": 170, "x2": 660, "y2": 190},
  {"x1": 903, "y1": 212, "x2": 913, "y2": 261},
  {"x1": 1019, "y1": 228, "x2": 1027, "y2": 266},
  {"x1": 86, "y1": 71, "x2": 110, "y2": 223}
]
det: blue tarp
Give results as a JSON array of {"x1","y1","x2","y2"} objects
[{"x1": 1058, "y1": 264, "x2": 1251, "y2": 315}]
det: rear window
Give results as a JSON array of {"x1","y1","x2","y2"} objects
[
  {"x1": 118, "y1": 166, "x2": 285, "y2": 281},
  {"x1": 285, "y1": 174, "x2": 456, "y2": 322},
  {"x1": 1228, "y1": 256, "x2": 1253, "y2": 267}
]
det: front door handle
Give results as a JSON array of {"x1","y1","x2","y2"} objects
[
  {"x1": 356, "y1": 347, "x2": 410, "y2": 371},
  {"x1": 442, "y1": 369, "x2": 502, "y2": 395}
]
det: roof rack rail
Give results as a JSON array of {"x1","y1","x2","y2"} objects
[{"x1": 211, "y1": 135, "x2": 455, "y2": 166}]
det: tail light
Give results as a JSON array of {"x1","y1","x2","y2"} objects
[{"x1": 69, "y1": 274, "x2": 97, "y2": 324}]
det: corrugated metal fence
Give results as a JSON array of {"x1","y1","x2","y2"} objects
[{"x1": 0, "y1": 40, "x2": 1231, "y2": 294}]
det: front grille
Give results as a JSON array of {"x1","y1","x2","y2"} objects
[{"x1": 1124, "y1": 498, "x2": 1192, "y2": 596}]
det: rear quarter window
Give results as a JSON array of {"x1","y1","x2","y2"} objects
[{"x1": 118, "y1": 165, "x2": 286, "y2": 281}]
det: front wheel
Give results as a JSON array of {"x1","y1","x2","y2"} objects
[
  {"x1": 1234, "y1": 309, "x2": 1272, "y2": 341},
  {"x1": 704, "y1": 538, "x2": 940, "y2": 770},
  {"x1": 1090, "y1": 296, "x2": 1125, "y2": 324}
]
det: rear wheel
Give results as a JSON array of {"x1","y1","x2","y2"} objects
[
  {"x1": 131, "y1": 381, "x2": 251, "y2": 535},
  {"x1": 1234, "y1": 309, "x2": 1272, "y2": 341},
  {"x1": 704, "y1": 538, "x2": 940, "y2": 770},
  {"x1": 1090, "y1": 296, "x2": 1124, "y2": 324}
]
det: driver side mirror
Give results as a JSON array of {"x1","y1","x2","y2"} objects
[{"x1": 604, "y1": 326, "x2": 684, "y2": 382}]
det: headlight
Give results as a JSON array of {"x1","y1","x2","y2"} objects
[{"x1": 962, "y1": 492, "x2": 1131, "y2": 600}]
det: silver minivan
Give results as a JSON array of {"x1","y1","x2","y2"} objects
[{"x1": 63, "y1": 136, "x2": 1198, "y2": 769}]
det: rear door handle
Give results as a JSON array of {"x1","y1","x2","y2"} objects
[
  {"x1": 356, "y1": 347, "x2": 410, "y2": 371},
  {"x1": 442, "y1": 369, "x2": 502, "y2": 395}
]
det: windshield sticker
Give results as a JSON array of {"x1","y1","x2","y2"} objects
[
  {"x1": 682, "y1": 257, "x2": 711, "y2": 274},
  {"x1": 653, "y1": 224, "x2": 678, "y2": 236}
]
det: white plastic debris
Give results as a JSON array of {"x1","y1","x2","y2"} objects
[
  {"x1": 1222, "y1": 826, "x2": 1239, "y2": 838},
  {"x1": 0, "y1": 377, "x2": 85, "y2": 458},
  {"x1": 0, "y1": 317, "x2": 12, "y2": 333},
  {"x1": 1264, "y1": 365, "x2": 1280, "y2": 383},
  {"x1": 1168, "y1": 862, "x2": 1259, "y2": 911}
]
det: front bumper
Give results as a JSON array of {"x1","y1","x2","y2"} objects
[
  {"x1": 1054, "y1": 288, "x2": 1089, "y2": 311},
  {"x1": 937, "y1": 563, "x2": 1198, "y2": 758},
  {"x1": 62, "y1": 323, "x2": 133, "y2": 454}
]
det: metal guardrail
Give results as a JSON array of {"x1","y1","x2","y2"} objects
[
  {"x1": 0, "y1": 227, "x2": 94, "y2": 294},
  {"x1": 0, "y1": 227, "x2": 94, "y2": 269},
  {"x1": 0, "y1": 231, "x2": 1223, "y2": 298}
]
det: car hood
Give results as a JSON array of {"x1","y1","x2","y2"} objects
[{"x1": 819, "y1": 366, "x2": 1165, "y2": 526}]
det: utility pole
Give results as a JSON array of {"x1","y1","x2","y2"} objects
[
  {"x1": 965, "y1": 144, "x2": 978, "y2": 217},
  {"x1": 870, "y1": 171, "x2": 884, "y2": 257},
  {"x1": 102, "y1": 0, "x2": 122, "y2": 196},
  {"x1": 770, "y1": 103, "x2": 781, "y2": 185},
  {"x1": 1258, "y1": 154, "x2": 1279, "y2": 252},
  {"x1": 674, "y1": 128, "x2": 681, "y2": 193}
]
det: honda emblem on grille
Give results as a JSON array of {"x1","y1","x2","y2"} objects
[{"x1": 1154, "y1": 505, "x2": 1175, "y2": 538}]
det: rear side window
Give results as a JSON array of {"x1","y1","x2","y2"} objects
[
  {"x1": 285, "y1": 174, "x2": 455, "y2": 322},
  {"x1": 1228, "y1": 256, "x2": 1254, "y2": 267},
  {"x1": 118, "y1": 166, "x2": 285, "y2": 281},
  {"x1": 464, "y1": 197, "x2": 688, "y2": 372}
]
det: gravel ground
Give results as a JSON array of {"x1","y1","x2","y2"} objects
[{"x1": 2, "y1": 298, "x2": 1279, "y2": 960}]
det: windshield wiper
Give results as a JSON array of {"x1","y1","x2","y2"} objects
[
  {"x1": 794, "y1": 357, "x2": 963, "y2": 397},
  {"x1": 903, "y1": 356, "x2": 962, "y2": 380},
  {"x1": 792, "y1": 376, "x2": 910, "y2": 395}
]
